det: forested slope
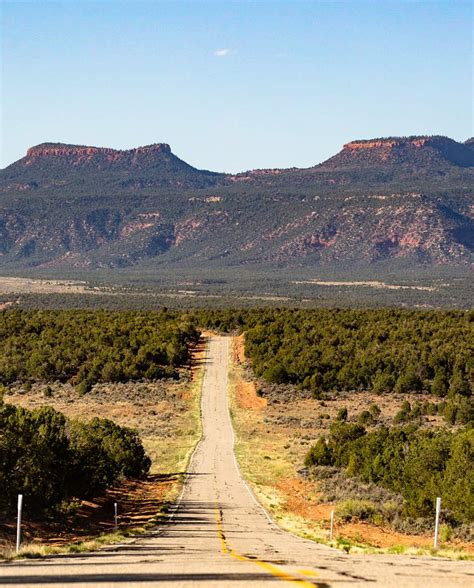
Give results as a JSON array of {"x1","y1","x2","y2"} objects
[
  {"x1": 242, "y1": 309, "x2": 473, "y2": 397},
  {"x1": 0, "y1": 310, "x2": 200, "y2": 392}
]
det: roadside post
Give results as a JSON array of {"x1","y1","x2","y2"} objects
[
  {"x1": 114, "y1": 502, "x2": 118, "y2": 532},
  {"x1": 434, "y1": 496, "x2": 441, "y2": 550},
  {"x1": 16, "y1": 494, "x2": 23, "y2": 553},
  {"x1": 330, "y1": 509, "x2": 335, "y2": 541}
]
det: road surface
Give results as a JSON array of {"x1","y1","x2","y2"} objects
[{"x1": 1, "y1": 335, "x2": 472, "y2": 586}]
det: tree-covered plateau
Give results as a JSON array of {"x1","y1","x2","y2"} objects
[
  {"x1": 0, "y1": 310, "x2": 200, "y2": 392},
  {"x1": 0, "y1": 401, "x2": 150, "y2": 517}
]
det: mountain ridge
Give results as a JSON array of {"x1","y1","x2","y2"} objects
[
  {"x1": 0, "y1": 134, "x2": 473, "y2": 275},
  {"x1": 25, "y1": 142, "x2": 173, "y2": 159},
  {"x1": 321, "y1": 135, "x2": 474, "y2": 169},
  {"x1": 5, "y1": 134, "x2": 473, "y2": 176}
]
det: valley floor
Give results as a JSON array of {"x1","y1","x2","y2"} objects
[{"x1": 1, "y1": 335, "x2": 472, "y2": 587}]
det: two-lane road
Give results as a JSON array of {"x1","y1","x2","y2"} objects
[{"x1": 1, "y1": 336, "x2": 472, "y2": 586}]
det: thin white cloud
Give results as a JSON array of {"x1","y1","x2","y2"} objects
[{"x1": 213, "y1": 48, "x2": 235, "y2": 57}]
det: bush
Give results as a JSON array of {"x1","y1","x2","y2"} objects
[
  {"x1": 440, "y1": 395, "x2": 474, "y2": 426},
  {"x1": 439, "y1": 524, "x2": 453, "y2": 542},
  {"x1": 305, "y1": 437, "x2": 333, "y2": 467},
  {"x1": 0, "y1": 402, "x2": 150, "y2": 517},
  {"x1": 305, "y1": 424, "x2": 474, "y2": 525},
  {"x1": 336, "y1": 499, "x2": 377, "y2": 522},
  {"x1": 369, "y1": 403, "x2": 381, "y2": 418},
  {"x1": 262, "y1": 364, "x2": 289, "y2": 384},
  {"x1": 442, "y1": 428, "x2": 474, "y2": 522},
  {"x1": 358, "y1": 410, "x2": 375, "y2": 426},
  {"x1": 336, "y1": 407, "x2": 348, "y2": 422},
  {"x1": 394, "y1": 401, "x2": 422, "y2": 424},
  {"x1": 68, "y1": 418, "x2": 151, "y2": 497},
  {"x1": 0, "y1": 405, "x2": 70, "y2": 513}
]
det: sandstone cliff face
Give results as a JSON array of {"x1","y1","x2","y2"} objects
[
  {"x1": 25, "y1": 143, "x2": 172, "y2": 167},
  {"x1": 321, "y1": 136, "x2": 474, "y2": 169},
  {"x1": 1, "y1": 195, "x2": 471, "y2": 269}
]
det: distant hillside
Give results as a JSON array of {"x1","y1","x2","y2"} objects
[
  {"x1": 0, "y1": 135, "x2": 472, "y2": 276},
  {"x1": 321, "y1": 136, "x2": 474, "y2": 169},
  {"x1": 2, "y1": 142, "x2": 223, "y2": 191}
]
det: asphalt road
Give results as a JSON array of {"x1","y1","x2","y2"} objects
[{"x1": 1, "y1": 335, "x2": 472, "y2": 587}]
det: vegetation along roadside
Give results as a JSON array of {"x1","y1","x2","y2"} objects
[
  {"x1": 0, "y1": 311, "x2": 206, "y2": 558},
  {"x1": 0, "y1": 306, "x2": 472, "y2": 558},
  {"x1": 228, "y1": 320, "x2": 473, "y2": 558}
]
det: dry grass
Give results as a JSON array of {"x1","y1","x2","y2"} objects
[
  {"x1": 1, "y1": 530, "x2": 136, "y2": 561},
  {"x1": 291, "y1": 280, "x2": 436, "y2": 292},
  {"x1": 0, "y1": 277, "x2": 90, "y2": 294}
]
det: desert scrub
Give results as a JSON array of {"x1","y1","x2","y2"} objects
[
  {"x1": 310, "y1": 464, "x2": 473, "y2": 539},
  {"x1": 337, "y1": 499, "x2": 378, "y2": 522}
]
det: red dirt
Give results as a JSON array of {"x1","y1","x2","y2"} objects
[
  {"x1": 0, "y1": 474, "x2": 177, "y2": 548},
  {"x1": 232, "y1": 337, "x2": 266, "y2": 410},
  {"x1": 233, "y1": 335, "x2": 247, "y2": 365},
  {"x1": 276, "y1": 477, "x2": 474, "y2": 553},
  {"x1": 236, "y1": 380, "x2": 267, "y2": 410}
]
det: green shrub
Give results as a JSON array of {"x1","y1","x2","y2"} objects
[
  {"x1": 0, "y1": 405, "x2": 71, "y2": 513},
  {"x1": 0, "y1": 402, "x2": 150, "y2": 517},
  {"x1": 336, "y1": 499, "x2": 377, "y2": 522},
  {"x1": 440, "y1": 396, "x2": 474, "y2": 426},
  {"x1": 439, "y1": 524, "x2": 453, "y2": 542},
  {"x1": 369, "y1": 403, "x2": 381, "y2": 418},
  {"x1": 381, "y1": 501, "x2": 400, "y2": 522},
  {"x1": 336, "y1": 407, "x2": 348, "y2": 421},
  {"x1": 357, "y1": 410, "x2": 375, "y2": 426},
  {"x1": 305, "y1": 424, "x2": 474, "y2": 525},
  {"x1": 305, "y1": 437, "x2": 333, "y2": 467},
  {"x1": 442, "y1": 428, "x2": 474, "y2": 522}
]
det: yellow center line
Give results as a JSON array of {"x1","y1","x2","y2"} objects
[
  {"x1": 214, "y1": 501, "x2": 322, "y2": 587},
  {"x1": 298, "y1": 569, "x2": 322, "y2": 578}
]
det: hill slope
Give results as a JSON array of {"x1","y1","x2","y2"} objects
[
  {"x1": 0, "y1": 136, "x2": 472, "y2": 275},
  {"x1": 2, "y1": 142, "x2": 223, "y2": 191}
]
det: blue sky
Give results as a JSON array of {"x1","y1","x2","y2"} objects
[{"x1": 1, "y1": 0, "x2": 472, "y2": 172}]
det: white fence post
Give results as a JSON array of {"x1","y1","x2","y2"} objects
[
  {"x1": 434, "y1": 496, "x2": 441, "y2": 550},
  {"x1": 330, "y1": 509, "x2": 335, "y2": 541},
  {"x1": 16, "y1": 494, "x2": 23, "y2": 553},
  {"x1": 114, "y1": 502, "x2": 118, "y2": 531}
]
